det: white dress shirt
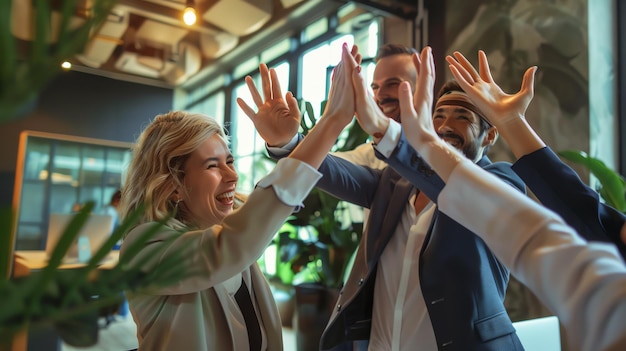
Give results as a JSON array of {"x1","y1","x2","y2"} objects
[{"x1": 367, "y1": 120, "x2": 438, "y2": 350}]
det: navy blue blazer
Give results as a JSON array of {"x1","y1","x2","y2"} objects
[
  {"x1": 312, "y1": 133, "x2": 526, "y2": 350},
  {"x1": 512, "y1": 147, "x2": 626, "y2": 259}
]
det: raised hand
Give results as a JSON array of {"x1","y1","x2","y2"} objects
[
  {"x1": 236, "y1": 63, "x2": 301, "y2": 147},
  {"x1": 350, "y1": 49, "x2": 389, "y2": 140},
  {"x1": 287, "y1": 43, "x2": 363, "y2": 168},
  {"x1": 398, "y1": 47, "x2": 439, "y2": 152},
  {"x1": 320, "y1": 43, "x2": 361, "y2": 128},
  {"x1": 446, "y1": 50, "x2": 537, "y2": 127}
]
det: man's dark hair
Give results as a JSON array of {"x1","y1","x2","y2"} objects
[
  {"x1": 436, "y1": 80, "x2": 491, "y2": 134},
  {"x1": 375, "y1": 43, "x2": 418, "y2": 62}
]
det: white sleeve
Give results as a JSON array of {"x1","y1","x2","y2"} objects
[
  {"x1": 372, "y1": 119, "x2": 401, "y2": 158},
  {"x1": 256, "y1": 158, "x2": 321, "y2": 206},
  {"x1": 122, "y1": 158, "x2": 321, "y2": 295},
  {"x1": 438, "y1": 159, "x2": 626, "y2": 351},
  {"x1": 266, "y1": 134, "x2": 299, "y2": 157}
]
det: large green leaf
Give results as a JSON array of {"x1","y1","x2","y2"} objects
[
  {"x1": 558, "y1": 150, "x2": 626, "y2": 212},
  {"x1": 1, "y1": 0, "x2": 118, "y2": 121},
  {"x1": 0, "y1": 203, "x2": 199, "y2": 345}
]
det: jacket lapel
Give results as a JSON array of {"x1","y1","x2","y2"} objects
[{"x1": 366, "y1": 169, "x2": 415, "y2": 265}]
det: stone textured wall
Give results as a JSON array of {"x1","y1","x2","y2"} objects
[{"x1": 444, "y1": 0, "x2": 591, "y2": 170}]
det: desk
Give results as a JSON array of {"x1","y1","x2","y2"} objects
[
  {"x1": 11, "y1": 250, "x2": 127, "y2": 351},
  {"x1": 14, "y1": 250, "x2": 119, "y2": 270}
]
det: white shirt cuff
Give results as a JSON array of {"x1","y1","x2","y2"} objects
[
  {"x1": 256, "y1": 158, "x2": 322, "y2": 207},
  {"x1": 266, "y1": 134, "x2": 299, "y2": 157},
  {"x1": 373, "y1": 119, "x2": 401, "y2": 158}
]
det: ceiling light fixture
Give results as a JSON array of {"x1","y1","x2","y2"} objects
[{"x1": 183, "y1": 0, "x2": 197, "y2": 26}]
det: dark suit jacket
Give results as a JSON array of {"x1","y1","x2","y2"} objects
[
  {"x1": 512, "y1": 147, "x2": 626, "y2": 259},
  {"x1": 314, "y1": 133, "x2": 526, "y2": 350}
]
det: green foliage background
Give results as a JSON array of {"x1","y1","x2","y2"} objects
[{"x1": 0, "y1": 1, "x2": 197, "y2": 346}]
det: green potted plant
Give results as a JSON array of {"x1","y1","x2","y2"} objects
[
  {"x1": 1, "y1": 203, "x2": 195, "y2": 348},
  {"x1": 0, "y1": 0, "x2": 120, "y2": 121},
  {"x1": 0, "y1": 1, "x2": 197, "y2": 349}
]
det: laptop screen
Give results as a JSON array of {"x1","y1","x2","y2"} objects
[{"x1": 45, "y1": 213, "x2": 114, "y2": 263}]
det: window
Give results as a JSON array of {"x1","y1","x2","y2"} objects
[{"x1": 301, "y1": 35, "x2": 354, "y2": 118}]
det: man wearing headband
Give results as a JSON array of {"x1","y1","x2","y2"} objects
[
  {"x1": 244, "y1": 45, "x2": 525, "y2": 350},
  {"x1": 433, "y1": 80, "x2": 497, "y2": 162}
]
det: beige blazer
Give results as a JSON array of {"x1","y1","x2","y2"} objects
[{"x1": 121, "y1": 158, "x2": 321, "y2": 351}]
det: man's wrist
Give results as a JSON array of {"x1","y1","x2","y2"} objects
[
  {"x1": 371, "y1": 118, "x2": 390, "y2": 142},
  {"x1": 267, "y1": 134, "x2": 299, "y2": 152}
]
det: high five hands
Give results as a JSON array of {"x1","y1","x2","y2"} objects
[
  {"x1": 238, "y1": 44, "x2": 537, "y2": 160},
  {"x1": 320, "y1": 43, "x2": 362, "y2": 130},
  {"x1": 394, "y1": 46, "x2": 439, "y2": 152},
  {"x1": 346, "y1": 45, "x2": 440, "y2": 152}
]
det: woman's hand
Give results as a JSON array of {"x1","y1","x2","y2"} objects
[
  {"x1": 320, "y1": 43, "x2": 361, "y2": 129},
  {"x1": 237, "y1": 63, "x2": 301, "y2": 147},
  {"x1": 350, "y1": 48, "x2": 389, "y2": 140}
]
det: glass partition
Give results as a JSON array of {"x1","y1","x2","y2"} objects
[{"x1": 12, "y1": 131, "x2": 132, "y2": 250}]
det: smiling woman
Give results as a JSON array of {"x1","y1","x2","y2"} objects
[{"x1": 118, "y1": 111, "x2": 323, "y2": 351}]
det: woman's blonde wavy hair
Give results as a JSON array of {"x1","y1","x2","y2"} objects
[{"x1": 120, "y1": 111, "x2": 244, "y2": 229}]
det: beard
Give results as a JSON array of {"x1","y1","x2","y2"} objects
[{"x1": 438, "y1": 132, "x2": 481, "y2": 161}]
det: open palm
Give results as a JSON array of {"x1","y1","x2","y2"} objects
[
  {"x1": 446, "y1": 50, "x2": 536, "y2": 126},
  {"x1": 237, "y1": 63, "x2": 301, "y2": 147},
  {"x1": 400, "y1": 47, "x2": 439, "y2": 150}
]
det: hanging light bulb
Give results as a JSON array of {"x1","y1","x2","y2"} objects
[{"x1": 183, "y1": 0, "x2": 197, "y2": 26}]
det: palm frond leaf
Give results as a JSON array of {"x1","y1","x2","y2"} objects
[{"x1": 558, "y1": 150, "x2": 626, "y2": 212}]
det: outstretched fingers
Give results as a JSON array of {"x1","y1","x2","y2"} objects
[
  {"x1": 322, "y1": 43, "x2": 359, "y2": 127},
  {"x1": 350, "y1": 46, "x2": 387, "y2": 136},
  {"x1": 245, "y1": 74, "x2": 264, "y2": 108},
  {"x1": 236, "y1": 96, "x2": 256, "y2": 122},
  {"x1": 446, "y1": 61, "x2": 471, "y2": 91},
  {"x1": 401, "y1": 47, "x2": 438, "y2": 150},
  {"x1": 350, "y1": 44, "x2": 362, "y2": 65},
  {"x1": 284, "y1": 91, "x2": 300, "y2": 123},
  {"x1": 398, "y1": 81, "x2": 416, "y2": 122},
  {"x1": 270, "y1": 67, "x2": 283, "y2": 103},
  {"x1": 520, "y1": 66, "x2": 537, "y2": 99},
  {"x1": 261, "y1": 64, "x2": 273, "y2": 102},
  {"x1": 412, "y1": 47, "x2": 435, "y2": 117},
  {"x1": 413, "y1": 50, "x2": 421, "y2": 76},
  {"x1": 477, "y1": 50, "x2": 494, "y2": 83},
  {"x1": 448, "y1": 52, "x2": 478, "y2": 83}
]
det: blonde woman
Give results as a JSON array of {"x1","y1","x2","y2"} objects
[{"x1": 119, "y1": 44, "x2": 359, "y2": 351}]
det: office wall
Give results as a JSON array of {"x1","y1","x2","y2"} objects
[{"x1": 0, "y1": 71, "x2": 173, "y2": 208}]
